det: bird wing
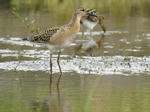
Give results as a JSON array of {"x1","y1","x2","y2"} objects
[{"x1": 30, "y1": 27, "x2": 60, "y2": 43}]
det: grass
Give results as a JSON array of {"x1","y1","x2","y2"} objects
[{"x1": 10, "y1": 0, "x2": 150, "y2": 18}]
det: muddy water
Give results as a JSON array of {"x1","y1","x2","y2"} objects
[{"x1": 0, "y1": 10, "x2": 150, "y2": 112}]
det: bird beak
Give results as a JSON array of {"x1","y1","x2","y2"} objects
[{"x1": 99, "y1": 16, "x2": 106, "y2": 33}]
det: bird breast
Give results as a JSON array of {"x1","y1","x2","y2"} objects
[{"x1": 82, "y1": 19, "x2": 98, "y2": 30}]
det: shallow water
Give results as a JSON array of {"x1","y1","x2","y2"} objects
[
  {"x1": 1, "y1": 71, "x2": 150, "y2": 112},
  {"x1": 0, "y1": 9, "x2": 150, "y2": 112}
]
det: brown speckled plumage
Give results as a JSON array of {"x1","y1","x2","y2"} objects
[
  {"x1": 31, "y1": 27, "x2": 60, "y2": 42},
  {"x1": 27, "y1": 8, "x2": 87, "y2": 47}
]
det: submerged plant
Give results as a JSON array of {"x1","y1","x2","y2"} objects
[
  {"x1": 14, "y1": 50, "x2": 26, "y2": 71},
  {"x1": 12, "y1": 7, "x2": 40, "y2": 70},
  {"x1": 79, "y1": 63, "x2": 82, "y2": 68},
  {"x1": 114, "y1": 69, "x2": 116, "y2": 72}
]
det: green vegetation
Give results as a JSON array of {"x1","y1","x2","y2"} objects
[
  {"x1": 14, "y1": 50, "x2": 26, "y2": 70},
  {"x1": 84, "y1": 76, "x2": 101, "y2": 112},
  {"x1": 12, "y1": 7, "x2": 39, "y2": 33},
  {"x1": 9, "y1": 0, "x2": 150, "y2": 18}
]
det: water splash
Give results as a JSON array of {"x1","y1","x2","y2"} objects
[{"x1": 0, "y1": 49, "x2": 150, "y2": 75}]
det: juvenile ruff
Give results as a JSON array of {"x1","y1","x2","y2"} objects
[
  {"x1": 24, "y1": 8, "x2": 88, "y2": 84},
  {"x1": 80, "y1": 8, "x2": 106, "y2": 37}
]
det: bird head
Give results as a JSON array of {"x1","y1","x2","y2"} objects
[{"x1": 75, "y1": 8, "x2": 87, "y2": 18}]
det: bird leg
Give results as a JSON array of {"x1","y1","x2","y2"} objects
[
  {"x1": 50, "y1": 51, "x2": 53, "y2": 84},
  {"x1": 57, "y1": 51, "x2": 62, "y2": 86},
  {"x1": 82, "y1": 31, "x2": 85, "y2": 39},
  {"x1": 87, "y1": 29, "x2": 92, "y2": 39},
  {"x1": 90, "y1": 30, "x2": 92, "y2": 38}
]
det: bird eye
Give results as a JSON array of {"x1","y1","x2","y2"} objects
[{"x1": 80, "y1": 8, "x2": 85, "y2": 11}]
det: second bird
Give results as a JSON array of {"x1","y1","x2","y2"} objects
[{"x1": 80, "y1": 8, "x2": 106, "y2": 37}]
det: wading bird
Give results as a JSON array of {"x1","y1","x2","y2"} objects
[
  {"x1": 80, "y1": 8, "x2": 106, "y2": 37},
  {"x1": 23, "y1": 8, "x2": 90, "y2": 84}
]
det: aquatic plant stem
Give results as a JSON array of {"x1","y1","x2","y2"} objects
[
  {"x1": 84, "y1": 76, "x2": 101, "y2": 112},
  {"x1": 14, "y1": 60, "x2": 21, "y2": 71}
]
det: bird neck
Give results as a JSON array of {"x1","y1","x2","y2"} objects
[{"x1": 69, "y1": 13, "x2": 81, "y2": 33}]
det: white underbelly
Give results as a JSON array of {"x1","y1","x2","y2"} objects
[
  {"x1": 63, "y1": 35, "x2": 76, "y2": 46},
  {"x1": 47, "y1": 35, "x2": 76, "y2": 50},
  {"x1": 82, "y1": 20, "x2": 98, "y2": 30}
]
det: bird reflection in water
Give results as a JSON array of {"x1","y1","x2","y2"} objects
[
  {"x1": 75, "y1": 34, "x2": 105, "y2": 56},
  {"x1": 31, "y1": 79, "x2": 72, "y2": 112}
]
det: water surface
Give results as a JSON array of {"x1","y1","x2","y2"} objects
[{"x1": 0, "y1": 7, "x2": 150, "y2": 112}]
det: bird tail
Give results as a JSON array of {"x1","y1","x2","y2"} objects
[{"x1": 22, "y1": 37, "x2": 34, "y2": 42}]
